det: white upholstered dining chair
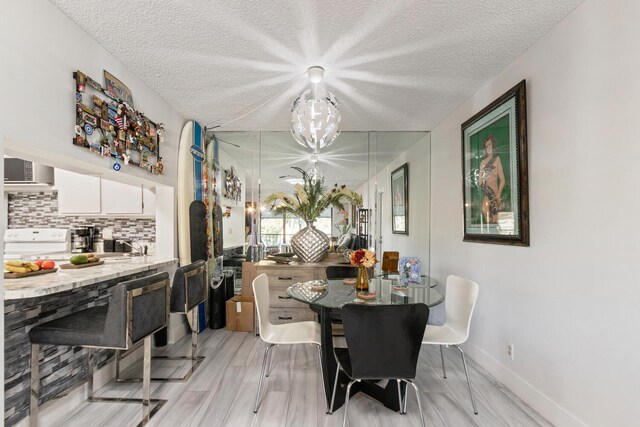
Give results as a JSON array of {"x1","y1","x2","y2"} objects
[
  {"x1": 252, "y1": 274, "x2": 328, "y2": 413},
  {"x1": 422, "y1": 275, "x2": 479, "y2": 414}
]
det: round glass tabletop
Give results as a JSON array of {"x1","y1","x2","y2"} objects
[{"x1": 287, "y1": 277, "x2": 444, "y2": 310}]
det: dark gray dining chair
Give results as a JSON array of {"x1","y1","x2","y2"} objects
[
  {"x1": 116, "y1": 260, "x2": 208, "y2": 382},
  {"x1": 29, "y1": 272, "x2": 170, "y2": 426},
  {"x1": 330, "y1": 303, "x2": 429, "y2": 427}
]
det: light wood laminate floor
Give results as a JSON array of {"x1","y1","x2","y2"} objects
[{"x1": 54, "y1": 329, "x2": 552, "y2": 426}]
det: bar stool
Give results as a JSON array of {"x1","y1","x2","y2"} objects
[
  {"x1": 29, "y1": 272, "x2": 170, "y2": 426},
  {"x1": 116, "y1": 260, "x2": 207, "y2": 382}
]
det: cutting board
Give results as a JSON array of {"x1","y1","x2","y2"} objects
[
  {"x1": 4, "y1": 268, "x2": 58, "y2": 279},
  {"x1": 59, "y1": 261, "x2": 105, "y2": 269}
]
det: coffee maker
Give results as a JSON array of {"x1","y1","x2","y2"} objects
[{"x1": 73, "y1": 226, "x2": 96, "y2": 253}]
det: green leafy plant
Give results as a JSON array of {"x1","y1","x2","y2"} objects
[
  {"x1": 264, "y1": 167, "x2": 362, "y2": 225},
  {"x1": 335, "y1": 223, "x2": 351, "y2": 236}
]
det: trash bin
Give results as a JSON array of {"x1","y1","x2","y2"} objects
[{"x1": 209, "y1": 268, "x2": 236, "y2": 329}]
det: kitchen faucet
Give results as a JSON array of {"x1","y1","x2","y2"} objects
[{"x1": 117, "y1": 240, "x2": 146, "y2": 256}]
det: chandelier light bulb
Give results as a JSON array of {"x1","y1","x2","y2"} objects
[{"x1": 307, "y1": 66, "x2": 324, "y2": 84}]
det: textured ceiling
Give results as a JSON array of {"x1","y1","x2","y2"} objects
[{"x1": 51, "y1": 0, "x2": 583, "y2": 132}]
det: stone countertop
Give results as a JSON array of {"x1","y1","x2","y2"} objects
[{"x1": 4, "y1": 256, "x2": 178, "y2": 300}]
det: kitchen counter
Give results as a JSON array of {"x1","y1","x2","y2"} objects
[
  {"x1": 4, "y1": 255, "x2": 179, "y2": 426},
  {"x1": 4, "y1": 256, "x2": 178, "y2": 300}
]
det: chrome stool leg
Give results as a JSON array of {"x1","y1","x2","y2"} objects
[
  {"x1": 29, "y1": 344, "x2": 40, "y2": 427},
  {"x1": 440, "y1": 345, "x2": 447, "y2": 378}
]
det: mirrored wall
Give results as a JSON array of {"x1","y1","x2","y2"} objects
[{"x1": 207, "y1": 130, "x2": 431, "y2": 276}]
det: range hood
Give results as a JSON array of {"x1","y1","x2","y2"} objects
[{"x1": 4, "y1": 157, "x2": 55, "y2": 191}]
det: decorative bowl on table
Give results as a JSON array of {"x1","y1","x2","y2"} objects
[
  {"x1": 267, "y1": 255, "x2": 293, "y2": 264},
  {"x1": 273, "y1": 252, "x2": 295, "y2": 258}
]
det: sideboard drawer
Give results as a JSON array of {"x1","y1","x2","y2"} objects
[
  {"x1": 269, "y1": 287, "x2": 308, "y2": 308},
  {"x1": 269, "y1": 307, "x2": 317, "y2": 325},
  {"x1": 259, "y1": 269, "x2": 315, "y2": 286}
]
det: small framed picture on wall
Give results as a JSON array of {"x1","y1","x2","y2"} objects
[{"x1": 391, "y1": 163, "x2": 409, "y2": 235}]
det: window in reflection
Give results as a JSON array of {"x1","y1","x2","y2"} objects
[{"x1": 261, "y1": 208, "x2": 332, "y2": 252}]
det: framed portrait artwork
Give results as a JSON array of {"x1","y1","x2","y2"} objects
[
  {"x1": 461, "y1": 80, "x2": 529, "y2": 246},
  {"x1": 391, "y1": 163, "x2": 409, "y2": 235}
]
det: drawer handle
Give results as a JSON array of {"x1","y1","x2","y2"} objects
[
  {"x1": 278, "y1": 295, "x2": 292, "y2": 299},
  {"x1": 277, "y1": 276, "x2": 293, "y2": 280},
  {"x1": 278, "y1": 316, "x2": 293, "y2": 320}
]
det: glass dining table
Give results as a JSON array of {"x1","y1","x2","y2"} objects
[{"x1": 286, "y1": 276, "x2": 444, "y2": 413}]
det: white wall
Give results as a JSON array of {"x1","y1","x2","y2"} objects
[
  {"x1": 429, "y1": 0, "x2": 640, "y2": 425},
  {"x1": 219, "y1": 148, "x2": 246, "y2": 249},
  {"x1": 0, "y1": 0, "x2": 184, "y2": 188}
]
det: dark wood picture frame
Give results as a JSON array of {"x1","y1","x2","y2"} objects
[
  {"x1": 391, "y1": 163, "x2": 409, "y2": 235},
  {"x1": 461, "y1": 80, "x2": 529, "y2": 246}
]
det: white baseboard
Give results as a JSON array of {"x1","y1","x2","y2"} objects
[{"x1": 464, "y1": 342, "x2": 588, "y2": 427}]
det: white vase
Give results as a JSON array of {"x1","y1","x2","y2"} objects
[{"x1": 291, "y1": 223, "x2": 329, "y2": 263}]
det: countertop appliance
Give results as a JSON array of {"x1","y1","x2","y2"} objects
[
  {"x1": 72, "y1": 226, "x2": 97, "y2": 253},
  {"x1": 4, "y1": 157, "x2": 54, "y2": 185},
  {"x1": 4, "y1": 228, "x2": 71, "y2": 258}
]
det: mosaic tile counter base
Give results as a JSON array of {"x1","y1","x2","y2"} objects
[{"x1": 4, "y1": 270, "x2": 155, "y2": 427}]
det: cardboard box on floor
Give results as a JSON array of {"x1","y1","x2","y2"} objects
[
  {"x1": 226, "y1": 295, "x2": 254, "y2": 332},
  {"x1": 241, "y1": 261, "x2": 256, "y2": 297}
]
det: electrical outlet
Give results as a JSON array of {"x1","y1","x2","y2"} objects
[{"x1": 506, "y1": 343, "x2": 514, "y2": 360}]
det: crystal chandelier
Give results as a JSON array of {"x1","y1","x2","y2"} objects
[
  {"x1": 291, "y1": 66, "x2": 341, "y2": 151},
  {"x1": 307, "y1": 152, "x2": 325, "y2": 184}
]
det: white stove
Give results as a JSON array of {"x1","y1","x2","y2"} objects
[{"x1": 4, "y1": 228, "x2": 71, "y2": 258}]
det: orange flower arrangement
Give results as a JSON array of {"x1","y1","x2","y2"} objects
[{"x1": 349, "y1": 249, "x2": 377, "y2": 268}]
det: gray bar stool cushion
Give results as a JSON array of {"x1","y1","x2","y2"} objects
[
  {"x1": 29, "y1": 272, "x2": 169, "y2": 350},
  {"x1": 29, "y1": 305, "x2": 108, "y2": 348}
]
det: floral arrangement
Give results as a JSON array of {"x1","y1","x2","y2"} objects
[
  {"x1": 264, "y1": 167, "x2": 362, "y2": 224},
  {"x1": 349, "y1": 249, "x2": 377, "y2": 268}
]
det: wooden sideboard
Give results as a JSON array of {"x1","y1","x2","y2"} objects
[{"x1": 244, "y1": 257, "x2": 349, "y2": 325}]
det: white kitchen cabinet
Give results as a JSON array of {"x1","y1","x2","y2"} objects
[
  {"x1": 101, "y1": 179, "x2": 143, "y2": 214},
  {"x1": 54, "y1": 169, "x2": 101, "y2": 214},
  {"x1": 142, "y1": 187, "x2": 156, "y2": 215}
]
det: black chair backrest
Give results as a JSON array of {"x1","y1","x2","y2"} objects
[
  {"x1": 326, "y1": 265, "x2": 358, "y2": 279},
  {"x1": 103, "y1": 272, "x2": 170, "y2": 349},
  {"x1": 341, "y1": 303, "x2": 429, "y2": 380},
  {"x1": 170, "y1": 260, "x2": 207, "y2": 313}
]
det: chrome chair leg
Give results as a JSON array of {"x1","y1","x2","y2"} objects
[
  {"x1": 440, "y1": 345, "x2": 447, "y2": 378},
  {"x1": 453, "y1": 345, "x2": 478, "y2": 414},
  {"x1": 329, "y1": 363, "x2": 341, "y2": 414},
  {"x1": 254, "y1": 344, "x2": 275, "y2": 413},
  {"x1": 406, "y1": 380, "x2": 426, "y2": 427},
  {"x1": 266, "y1": 344, "x2": 277, "y2": 377},
  {"x1": 316, "y1": 344, "x2": 329, "y2": 413},
  {"x1": 403, "y1": 381, "x2": 408, "y2": 414},
  {"x1": 87, "y1": 349, "x2": 95, "y2": 400},
  {"x1": 342, "y1": 379, "x2": 357, "y2": 427},
  {"x1": 30, "y1": 344, "x2": 40, "y2": 427},
  {"x1": 396, "y1": 379, "x2": 404, "y2": 414}
]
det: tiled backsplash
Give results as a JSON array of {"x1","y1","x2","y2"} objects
[{"x1": 7, "y1": 192, "x2": 155, "y2": 245}]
